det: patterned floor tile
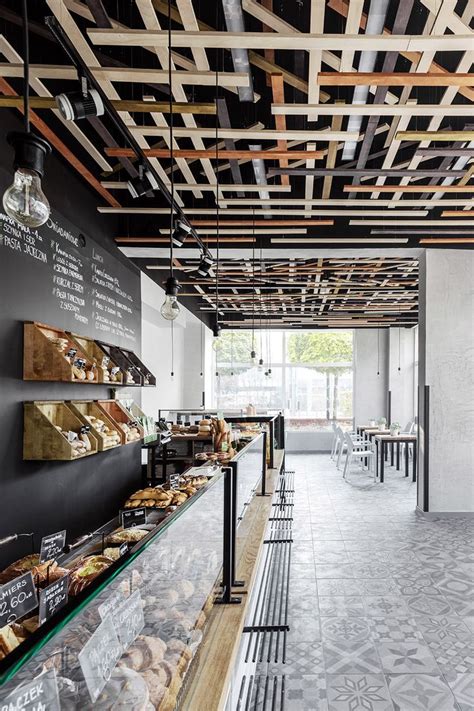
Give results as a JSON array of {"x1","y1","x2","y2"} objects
[
  {"x1": 287, "y1": 616, "x2": 321, "y2": 643},
  {"x1": 405, "y1": 594, "x2": 454, "y2": 616},
  {"x1": 323, "y1": 640, "x2": 382, "y2": 674},
  {"x1": 321, "y1": 617, "x2": 371, "y2": 643},
  {"x1": 318, "y1": 596, "x2": 366, "y2": 617},
  {"x1": 316, "y1": 564, "x2": 355, "y2": 579},
  {"x1": 363, "y1": 596, "x2": 410, "y2": 617},
  {"x1": 317, "y1": 579, "x2": 362, "y2": 596},
  {"x1": 357, "y1": 580, "x2": 399, "y2": 596},
  {"x1": 394, "y1": 576, "x2": 442, "y2": 597},
  {"x1": 314, "y1": 551, "x2": 351, "y2": 565},
  {"x1": 351, "y1": 563, "x2": 392, "y2": 579},
  {"x1": 290, "y1": 563, "x2": 317, "y2": 580},
  {"x1": 368, "y1": 616, "x2": 423, "y2": 642},
  {"x1": 326, "y1": 674, "x2": 393, "y2": 711},
  {"x1": 375, "y1": 641, "x2": 440, "y2": 673},
  {"x1": 386, "y1": 673, "x2": 458, "y2": 710},
  {"x1": 425, "y1": 638, "x2": 474, "y2": 676},
  {"x1": 284, "y1": 673, "x2": 328, "y2": 711},
  {"x1": 447, "y1": 672, "x2": 474, "y2": 711},
  {"x1": 416, "y1": 615, "x2": 472, "y2": 643},
  {"x1": 268, "y1": 641, "x2": 325, "y2": 675}
]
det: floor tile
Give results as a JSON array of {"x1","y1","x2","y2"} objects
[
  {"x1": 321, "y1": 617, "x2": 371, "y2": 643},
  {"x1": 375, "y1": 640, "x2": 440, "y2": 673},
  {"x1": 386, "y1": 673, "x2": 458, "y2": 711},
  {"x1": 314, "y1": 551, "x2": 351, "y2": 565},
  {"x1": 287, "y1": 616, "x2": 321, "y2": 643},
  {"x1": 318, "y1": 596, "x2": 366, "y2": 618},
  {"x1": 323, "y1": 639, "x2": 382, "y2": 674},
  {"x1": 284, "y1": 673, "x2": 328, "y2": 711},
  {"x1": 446, "y1": 672, "x2": 474, "y2": 711},
  {"x1": 425, "y1": 638, "x2": 474, "y2": 676},
  {"x1": 351, "y1": 563, "x2": 392, "y2": 579},
  {"x1": 268, "y1": 641, "x2": 325, "y2": 675},
  {"x1": 317, "y1": 579, "x2": 362, "y2": 596},
  {"x1": 405, "y1": 594, "x2": 454, "y2": 616},
  {"x1": 326, "y1": 674, "x2": 393, "y2": 711},
  {"x1": 316, "y1": 564, "x2": 355, "y2": 579},
  {"x1": 357, "y1": 580, "x2": 399, "y2": 596},
  {"x1": 368, "y1": 616, "x2": 423, "y2": 642},
  {"x1": 364, "y1": 596, "x2": 410, "y2": 617},
  {"x1": 416, "y1": 614, "x2": 472, "y2": 643}
]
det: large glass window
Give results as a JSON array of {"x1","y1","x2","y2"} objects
[{"x1": 213, "y1": 330, "x2": 353, "y2": 431}]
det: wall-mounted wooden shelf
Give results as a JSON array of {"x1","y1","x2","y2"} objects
[
  {"x1": 24, "y1": 322, "x2": 99, "y2": 383},
  {"x1": 67, "y1": 333, "x2": 124, "y2": 385},
  {"x1": 24, "y1": 401, "x2": 99, "y2": 460},
  {"x1": 96, "y1": 340, "x2": 155, "y2": 386},
  {"x1": 96, "y1": 400, "x2": 144, "y2": 443},
  {"x1": 67, "y1": 400, "x2": 123, "y2": 450}
]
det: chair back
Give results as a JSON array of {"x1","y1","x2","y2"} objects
[{"x1": 344, "y1": 431, "x2": 354, "y2": 455}]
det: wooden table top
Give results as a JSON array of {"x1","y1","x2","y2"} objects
[{"x1": 374, "y1": 433, "x2": 417, "y2": 441}]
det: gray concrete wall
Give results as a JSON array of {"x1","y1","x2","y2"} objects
[
  {"x1": 353, "y1": 329, "x2": 389, "y2": 427},
  {"x1": 388, "y1": 327, "x2": 416, "y2": 430}
]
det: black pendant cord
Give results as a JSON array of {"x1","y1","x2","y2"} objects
[
  {"x1": 171, "y1": 320, "x2": 174, "y2": 378},
  {"x1": 22, "y1": 0, "x2": 30, "y2": 132},
  {"x1": 168, "y1": 0, "x2": 174, "y2": 278},
  {"x1": 252, "y1": 209, "x2": 256, "y2": 355},
  {"x1": 215, "y1": 47, "x2": 220, "y2": 332},
  {"x1": 398, "y1": 326, "x2": 401, "y2": 372},
  {"x1": 231, "y1": 331, "x2": 234, "y2": 376},
  {"x1": 259, "y1": 235, "x2": 263, "y2": 361},
  {"x1": 200, "y1": 321, "x2": 204, "y2": 377}
]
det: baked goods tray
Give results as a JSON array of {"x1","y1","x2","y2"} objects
[{"x1": 0, "y1": 470, "x2": 225, "y2": 687}]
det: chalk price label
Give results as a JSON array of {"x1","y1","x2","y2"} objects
[
  {"x1": 39, "y1": 575, "x2": 69, "y2": 625},
  {"x1": 1, "y1": 669, "x2": 60, "y2": 711},
  {"x1": 78, "y1": 616, "x2": 122, "y2": 703},
  {"x1": 39, "y1": 530, "x2": 66, "y2": 564},
  {"x1": 121, "y1": 508, "x2": 146, "y2": 529},
  {"x1": 0, "y1": 572, "x2": 38, "y2": 627}
]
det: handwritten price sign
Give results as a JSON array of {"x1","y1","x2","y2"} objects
[{"x1": 0, "y1": 572, "x2": 38, "y2": 627}]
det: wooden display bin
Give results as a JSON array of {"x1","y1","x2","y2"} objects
[
  {"x1": 67, "y1": 332, "x2": 124, "y2": 385},
  {"x1": 68, "y1": 400, "x2": 124, "y2": 450},
  {"x1": 120, "y1": 348, "x2": 156, "y2": 387},
  {"x1": 96, "y1": 399, "x2": 144, "y2": 444},
  {"x1": 24, "y1": 401, "x2": 99, "y2": 460},
  {"x1": 24, "y1": 322, "x2": 99, "y2": 383},
  {"x1": 95, "y1": 341, "x2": 141, "y2": 386},
  {"x1": 119, "y1": 399, "x2": 157, "y2": 440}
]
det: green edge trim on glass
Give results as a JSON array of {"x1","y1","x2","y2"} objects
[{"x1": 0, "y1": 471, "x2": 225, "y2": 686}]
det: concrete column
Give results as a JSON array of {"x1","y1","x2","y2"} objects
[
  {"x1": 418, "y1": 249, "x2": 474, "y2": 513},
  {"x1": 353, "y1": 329, "x2": 389, "y2": 427},
  {"x1": 388, "y1": 327, "x2": 416, "y2": 430}
]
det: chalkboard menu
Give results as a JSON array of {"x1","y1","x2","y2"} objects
[{"x1": 0, "y1": 197, "x2": 140, "y2": 351}]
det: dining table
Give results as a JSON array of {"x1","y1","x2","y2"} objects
[{"x1": 374, "y1": 433, "x2": 417, "y2": 483}]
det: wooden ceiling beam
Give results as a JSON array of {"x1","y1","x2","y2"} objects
[
  {"x1": 272, "y1": 103, "x2": 474, "y2": 117},
  {"x1": 270, "y1": 73, "x2": 289, "y2": 187},
  {"x1": 0, "y1": 95, "x2": 216, "y2": 113},
  {"x1": 396, "y1": 131, "x2": 474, "y2": 142},
  {"x1": 104, "y1": 148, "x2": 328, "y2": 159},
  {"x1": 319, "y1": 72, "x2": 474, "y2": 86},
  {"x1": 189, "y1": 220, "x2": 334, "y2": 227},
  {"x1": 344, "y1": 185, "x2": 474, "y2": 193},
  {"x1": 267, "y1": 168, "x2": 466, "y2": 178}
]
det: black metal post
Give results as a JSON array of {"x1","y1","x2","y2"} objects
[
  {"x1": 423, "y1": 385, "x2": 430, "y2": 511},
  {"x1": 413, "y1": 441, "x2": 417, "y2": 483},
  {"x1": 230, "y1": 461, "x2": 244, "y2": 587},
  {"x1": 257, "y1": 430, "x2": 270, "y2": 497},
  {"x1": 269, "y1": 419, "x2": 275, "y2": 469},
  {"x1": 216, "y1": 467, "x2": 241, "y2": 605},
  {"x1": 380, "y1": 441, "x2": 385, "y2": 483}
]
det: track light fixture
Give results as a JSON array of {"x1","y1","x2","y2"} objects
[
  {"x1": 197, "y1": 254, "x2": 214, "y2": 277},
  {"x1": 56, "y1": 76, "x2": 104, "y2": 122},
  {"x1": 172, "y1": 220, "x2": 192, "y2": 247},
  {"x1": 127, "y1": 164, "x2": 159, "y2": 199},
  {"x1": 160, "y1": 276, "x2": 181, "y2": 321}
]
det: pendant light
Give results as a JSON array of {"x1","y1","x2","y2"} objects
[
  {"x1": 161, "y1": 3, "x2": 180, "y2": 321},
  {"x1": 213, "y1": 49, "x2": 221, "y2": 343},
  {"x1": 257, "y1": 236, "x2": 264, "y2": 372},
  {"x1": 3, "y1": 0, "x2": 51, "y2": 228}
]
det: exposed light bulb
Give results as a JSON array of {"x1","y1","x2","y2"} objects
[
  {"x1": 3, "y1": 168, "x2": 50, "y2": 228},
  {"x1": 250, "y1": 349, "x2": 257, "y2": 366},
  {"x1": 258, "y1": 358, "x2": 264, "y2": 371},
  {"x1": 161, "y1": 276, "x2": 180, "y2": 321}
]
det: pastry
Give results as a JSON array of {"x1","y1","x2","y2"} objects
[
  {"x1": 107, "y1": 529, "x2": 148, "y2": 545},
  {"x1": 68, "y1": 555, "x2": 114, "y2": 596},
  {"x1": 170, "y1": 492, "x2": 187, "y2": 506},
  {"x1": 121, "y1": 636, "x2": 167, "y2": 672},
  {"x1": 102, "y1": 547, "x2": 122, "y2": 561},
  {"x1": 141, "y1": 670, "x2": 167, "y2": 707},
  {"x1": 175, "y1": 580, "x2": 194, "y2": 599},
  {"x1": 0, "y1": 625, "x2": 22, "y2": 656},
  {"x1": 92, "y1": 667, "x2": 150, "y2": 711}
]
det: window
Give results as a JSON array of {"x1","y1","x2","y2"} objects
[{"x1": 213, "y1": 330, "x2": 353, "y2": 431}]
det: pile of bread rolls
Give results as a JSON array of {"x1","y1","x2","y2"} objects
[
  {"x1": 197, "y1": 419, "x2": 212, "y2": 435},
  {"x1": 84, "y1": 414, "x2": 121, "y2": 447},
  {"x1": 119, "y1": 421, "x2": 141, "y2": 442},
  {"x1": 210, "y1": 418, "x2": 236, "y2": 458}
]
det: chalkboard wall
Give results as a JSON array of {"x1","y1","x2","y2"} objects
[{"x1": 0, "y1": 111, "x2": 144, "y2": 567}]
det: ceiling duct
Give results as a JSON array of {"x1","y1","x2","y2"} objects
[
  {"x1": 342, "y1": 0, "x2": 391, "y2": 160},
  {"x1": 221, "y1": 0, "x2": 255, "y2": 102}
]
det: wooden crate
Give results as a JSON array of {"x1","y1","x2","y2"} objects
[
  {"x1": 68, "y1": 400, "x2": 124, "y2": 449},
  {"x1": 119, "y1": 399, "x2": 156, "y2": 440},
  {"x1": 96, "y1": 400, "x2": 144, "y2": 444},
  {"x1": 67, "y1": 333, "x2": 124, "y2": 385},
  {"x1": 95, "y1": 341, "x2": 141, "y2": 386},
  {"x1": 23, "y1": 322, "x2": 99, "y2": 383},
  {"x1": 24, "y1": 401, "x2": 99, "y2": 460},
  {"x1": 120, "y1": 348, "x2": 156, "y2": 387}
]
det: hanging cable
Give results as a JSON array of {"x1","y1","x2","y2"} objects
[
  {"x1": 251, "y1": 208, "x2": 256, "y2": 362},
  {"x1": 171, "y1": 320, "x2": 174, "y2": 378},
  {"x1": 398, "y1": 326, "x2": 401, "y2": 372},
  {"x1": 22, "y1": 0, "x2": 30, "y2": 133},
  {"x1": 200, "y1": 321, "x2": 204, "y2": 378},
  {"x1": 377, "y1": 330, "x2": 380, "y2": 376},
  {"x1": 168, "y1": 0, "x2": 174, "y2": 277},
  {"x1": 215, "y1": 42, "x2": 220, "y2": 338}
]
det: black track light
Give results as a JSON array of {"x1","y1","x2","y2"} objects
[
  {"x1": 172, "y1": 220, "x2": 192, "y2": 247},
  {"x1": 56, "y1": 88, "x2": 104, "y2": 122},
  {"x1": 127, "y1": 166, "x2": 159, "y2": 198},
  {"x1": 197, "y1": 254, "x2": 214, "y2": 277}
]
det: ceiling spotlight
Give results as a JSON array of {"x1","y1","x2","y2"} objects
[
  {"x1": 197, "y1": 254, "x2": 214, "y2": 277},
  {"x1": 55, "y1": 88, "x2": 104, "y2": 122},
  {"x1": 172, "y1": 220, "x2": 192, "y2": 247},
  {"x1": 127, "y1": 167, "x2": 159, "y2": 199},
  {"x1": 160, "y1": 276, "x2": 181, "y2": 321}
]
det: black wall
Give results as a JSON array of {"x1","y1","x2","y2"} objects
[{"x1": 0, "y1": 111, "x2": 145, "y2": 566}]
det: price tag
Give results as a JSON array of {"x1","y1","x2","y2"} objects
[
  {"x1": 111, "y1": 590, "x2": 144, "y2": 651},
  {"x1": 39, "y1": 530, "x2": 66, "y2": 564},
  {"x1": 121, "y1": 508, "x2": 146, "y2": 529},
  {"x1": 2, "y1": 669, "x2": 60, "y2": 711},
  {"x1": 119, "y1": 543, "x2": 128, "y2": 556},
  {"x1": 38, "y1": 575, "x2": 69, "y2": 625},
  {"x1": 78, "y1": 616, "x2": 122, "y2": 703},
  {"x1": 0, "y1": 572, "x2": 38, "y2": 627},
  {"x1": 98, "y1": 589, "x2": 126, "y2": 621}
]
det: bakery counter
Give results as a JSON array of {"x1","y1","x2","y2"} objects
[{"x1": 0, "y1": 471, "x2": 225, "y2": 709}]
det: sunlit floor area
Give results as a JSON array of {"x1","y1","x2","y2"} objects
[{"x1": 254, "y1": 453, "x2": 474, "y2": 711}]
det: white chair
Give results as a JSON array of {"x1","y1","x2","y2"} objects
[
  {"x1": 342, "y1": 432, "x2": 375, "y2": 481},
  {"x1": 335, "y1": 426, "x2": 364, "y2": 470},
  {"x1": 330, "y1": 421, "x2": 338, "y2": 460}
]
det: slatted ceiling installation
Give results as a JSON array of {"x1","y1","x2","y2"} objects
[{"x1": 0, "y1": 0, "x2": 471, "y2": 327}]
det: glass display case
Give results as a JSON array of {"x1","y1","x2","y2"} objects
[{"x1": 0, "y1": 473, "x2": 225, "y2": 710}]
